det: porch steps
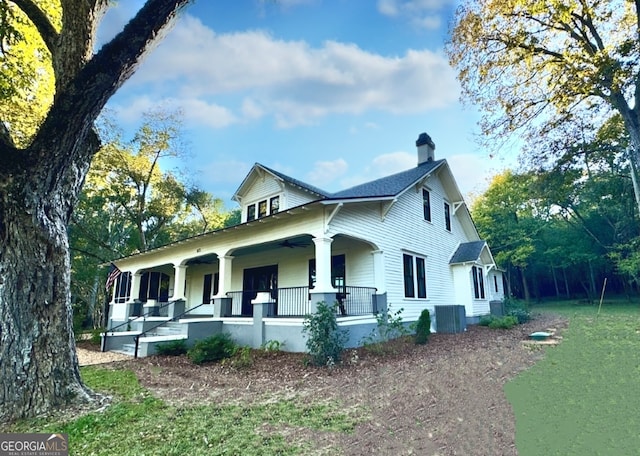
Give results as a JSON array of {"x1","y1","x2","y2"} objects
[{"x1": 148, "y1": 321, "x2": 185, "y2": 337}]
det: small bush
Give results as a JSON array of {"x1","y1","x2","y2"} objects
[
  {"x1": 504, "y1": 297, "x2": 531, "y2": 323},
  {"x1": 508, "y1": 308, "x2": 531, "y2": 324},
  {"x1": 479, "y1": 315, "x2": 494, "y2": 326},
  {"x1": 261, "y1": 340, "x2": 284, "y2": 352},
  {"x1": 90, "y1": 328, "x2": 104, "y2": 346},
  {"x1": 488, "y1": 315, "x2": 518, "y2": 329},
  {"x1": 155, "y1": 339, "x2": 188, "y2": 356},
  {"x1": 415, "y1": 309, "x2": 431, "y2": 345},
  {"x1": 223, "y1": 346, "x2": 253, "y2": 369},
  {"x1": 303, "y1": 301, "x2": 348, "y2": 366},
  {"x1": 187, "y1": 333, "x2": 237, "y2": 365}
]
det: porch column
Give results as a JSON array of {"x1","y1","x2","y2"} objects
[
  {"x1": 172, "y1": 264, "x2": 187, "y2": 300},
  {"x1": 310, "y1": 237, "x2": 337, "y2": 311},
  {"x1": 312, "y1": 237, "x2": 335, "y2": 292},
  {"x1": 371, "y1": 250, "x2": 386, "y2": 294},
  {"x1": 213, "y1": 255, "x2": 234, "y2": 318},
  {"x1": 128, "y1": 272, "x2": 142, "y2": 302},
  {"x1": 215, "y1": 255, "x2": 234, "y2": 297}
]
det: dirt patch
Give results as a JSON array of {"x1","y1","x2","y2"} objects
[{"x1": 103, "y1": 313, "x2": 568, "y2": 455}]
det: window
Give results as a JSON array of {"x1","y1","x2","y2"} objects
[
  {"x1": 308, "y1": 255, "x2": 346, "y2": 290},
  {"x1": 494, "y1": 275, "x2": 499, "y2": 293},
  {"x1": 247, "y1": 196, "x2": 281, "y2": 221},
  {"x1": 472, "y1": 266, "x2": 485, "y2": 299},
  {"x1": 139, "y1": 272, "x2": 170, "y2": 302},
  {"x1": 203, "y1": 273, "x2": 220, "y2": 303},
  {"x1": 115, "y1": 272, "x2": 131, "y2": 303},
  {"x1": 444, "y1": 202, "x2": 451, "y2": 231},
  {"x1": 270, "y1": 196, "x2": 280, "y2": 214},
  {"x1": 403, "y1": 253, "x2": 427, "y2": 299},
  {"x1": 422, "y1": 189, "x2": 431, "y2": 222},
  {"x1": 258, "y1": 200, "x2": 267, "y2": 218},
  {"x1": 247, "y1": 204, "x2": 256, "y2": 221}
]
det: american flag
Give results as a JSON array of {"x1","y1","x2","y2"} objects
[{"x1": 105, "y1": 263, "x2": 121, "y2": 292}]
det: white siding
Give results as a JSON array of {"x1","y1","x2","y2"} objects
[
  {"x1": 286, "y1": 186, "x2": 320, "y2": 208},
  {"x1": 327, "y1": 176, "x2": 478, "y2": 320}
]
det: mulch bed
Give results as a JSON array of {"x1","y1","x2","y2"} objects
[{"x1": 90, "y1": 313, "x2": 568, "y2": 455}]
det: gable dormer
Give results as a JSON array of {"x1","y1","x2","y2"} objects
[{"x1": 232, "y1": 164, "x2": 329, "y2": 223}]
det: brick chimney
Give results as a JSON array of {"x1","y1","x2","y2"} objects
[{"x1": 416, "y1": 132, "x2": 435, "y2": 165}]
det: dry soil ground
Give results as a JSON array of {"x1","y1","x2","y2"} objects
[{"x1": 78, "y1": 313, "x2": 567, "y2": 455}]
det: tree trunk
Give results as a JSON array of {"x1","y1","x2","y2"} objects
[
  {"x1": 519, "y1": 267, "x2": 531, "y2": 303},
  {"x1": 0, "y1": 146, "x2": 98, "y2": 422},
  {"x1": 551, "y1": 266, "x2": 560, "y2": 298}
]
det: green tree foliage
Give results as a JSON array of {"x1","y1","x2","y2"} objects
[
  {"x1": 69, "y1": 110, "x2": 234, "y2": 327},
  {"x1": 447, "y1": 0, "x2": 640, "y2": 212}
]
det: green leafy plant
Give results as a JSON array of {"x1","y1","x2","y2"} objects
[
  {"x1": 488, "y1": 315, "x2": 518, "y2": 329},
  {"x1": 224, "y1": 346, "x2": 253, "y2": 369},
  {"x1": 363, "y1": 307, "x2": 409, "y2": 346},
  {"x1": 187, "y1": 333, "x2": 238, "y2": 365},
  {"x1": 90, "y1": 327, "x2": 104, "y2": 346},
  {"x1": 303, "y1": 301, "x2": 348, "y2": 366},
  {"x1": 503, "y1": 298, "x2": 531, "y2": 324},
  {"x1": 261, "y1": 339, "x2": 283, "y2": 352},
  {"x1": 414, "y1": 309, "x2": 431, "y2": 345},
  {"x1": 155, "y1": 339, "x2": 188, "y2": 356}
]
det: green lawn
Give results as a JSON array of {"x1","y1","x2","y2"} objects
[
  {"x1": 8, "y1": 367, "x2": 360, "y2": 455},
  {"x1": 505, "y1": 301, "x2": 640, "y2": 456}
]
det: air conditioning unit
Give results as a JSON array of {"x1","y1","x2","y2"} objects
[
  {"x1": 435, "y1": 305, "x2": 466, "y2": 333},
  {"x1": 489, "y1": 300, "x2": 505, "y2": 316}
]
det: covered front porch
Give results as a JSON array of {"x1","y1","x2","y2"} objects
[{"x1": 103, "y1": 229, "x2": 387, "y2": 357}]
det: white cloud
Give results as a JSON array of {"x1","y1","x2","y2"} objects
[
  {"x1": 377, "y1": 0, "x2": 400, "y2": 16},
  {"x1": 340, "y1": 151, "x2": 415, "y2": 189},
  {"x1": 112, "y1": 96, "x2": 237, "y2": 129},
  {"x1": 377, "y1": 0, "x2": 454, "y2": 31},
  {"x1": 123, "y1": 15, "x2": 459, "y2": 127},
  {"x1": 306, "y1": 159, "x2": 349, "y2": 187},
  {"x1": 446, "y1": 153, "x2": 496, "y2": 199}
]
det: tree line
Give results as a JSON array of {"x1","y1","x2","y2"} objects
[
  {"x1": 472, "y1": 116, "x2": 639, "y2": 302},
  {"x1": 70, "y1": 109, "x2": 241, "y2": 330}
]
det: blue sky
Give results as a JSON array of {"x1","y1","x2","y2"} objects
[{"x1": 100, "y1": 0, "x2": 516, "y2": 208}]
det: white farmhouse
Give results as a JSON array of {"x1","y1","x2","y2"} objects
[{"x1": 102, "y1": 133, "x2": 504, "y2": 357}]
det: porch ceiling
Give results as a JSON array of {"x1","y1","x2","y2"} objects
[{"x1": 232, "y1": 235, "x2": 313, "y2": 257}]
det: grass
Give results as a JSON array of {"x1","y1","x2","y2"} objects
[
  {"x1": 505, "y1": 299, "x2": 640, "y2": 456},
  {"x1": 7, "y1": 366, "x2": 361, "y2": 455}
]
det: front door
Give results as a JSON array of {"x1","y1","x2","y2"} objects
[{"x1": 242, "y1": 265, "x2": 278, "y2": 316}]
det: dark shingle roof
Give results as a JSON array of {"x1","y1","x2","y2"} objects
[
  {"x1": 329, "y1": 159, "x2": 445, "y2": 199},
  {"x1": 449, "y1": 241, "x2": 487, "y2": 264},
  {"x1": 254, "y1": 159, "x2": 444, "y2": 202},
  {"x1": 258, "y1": 164, "x2": 331, "y2": 198}
]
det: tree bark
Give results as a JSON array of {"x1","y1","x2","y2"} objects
[
  {"x1": 0, "y1": 140, "x2": 97, "y2": 421},
  {"x1": 0, "y1": 0, "x2": 192, "y2": 422}
]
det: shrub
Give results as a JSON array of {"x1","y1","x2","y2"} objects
[
  {"x1": 415, "y1": 309, "x2": 431, "y2": 345},
  {"x1": 488, "y1": 315, "x2": 518, "y2": 329},
  {"x1": 155, "y1": 339, "x2": 188, "y2": 356},
  {"x1": 223, "y1": 346, "x2": 253, "y2": 369},
  {"x1": 187, "y1": 333, "x2": 237, "y2": 365},
  {"x1": 479, "y1": 315, "x2": 494, "y2": 326},
  {"x1": 504, "y1": 297, "x2": 531, "y2": 324},
  {"x1": 303, "y1": 301, "x2": 348, "y2": 366},
  {"x1": 261, "y1": 340, "x2": 284, "y2": 352},
  {"x1": 362, "y1": 307, "x2": 409, "y2": 346}
]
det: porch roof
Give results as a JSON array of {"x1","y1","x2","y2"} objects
[{"x1": 449, "y1": 241, "x2": 488, "y2": 264}]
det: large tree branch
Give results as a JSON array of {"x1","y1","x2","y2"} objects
[
  {"x1": 10, "y1": 0, "x2": 58, "y2": 55},
  {"x1": 27, "y1": 0, "x2": 192, "y2": 181}
]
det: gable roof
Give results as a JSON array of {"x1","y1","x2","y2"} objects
[
  {"x1": 259, "y1": 164, "x2": 331, "y2": 198},
  {"x1": 329, "y1": 159, "x2": 445, "y2": 200},
  {"x1": 449, "y1": 241, "x2": 487, "y2": 264},
  {"x1": 232, "y1": 163, "x2": 330, "y2": 203}
]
